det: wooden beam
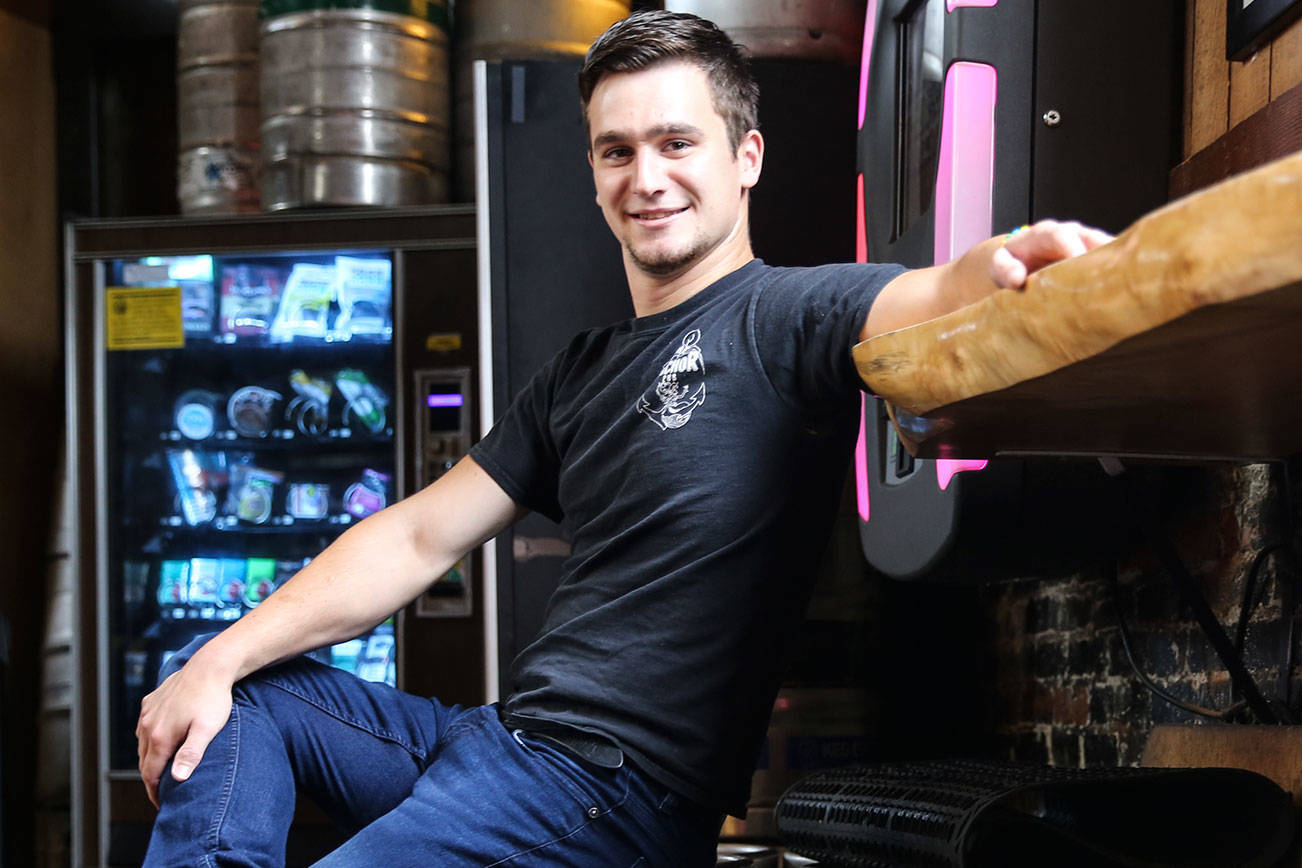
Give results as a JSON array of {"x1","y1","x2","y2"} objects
[
  {"x1": 854, "y1": 149, "x2": 1302, "y2": 461},
  {"x1": 1171, "y1": 78, "x2": 1302, "y2": 198}
]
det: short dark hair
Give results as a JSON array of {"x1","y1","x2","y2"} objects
[{"x1": 578, "y1": 10, "x2": 759, "y2": 152}]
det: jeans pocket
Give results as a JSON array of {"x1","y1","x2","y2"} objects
[{"x1": 511, "y1": 730, "x2": 629, "y2": 817}]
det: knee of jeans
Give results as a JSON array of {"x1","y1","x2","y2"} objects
[{"x1": 156, "y1": 632, "x2": 221, "y2": 685}]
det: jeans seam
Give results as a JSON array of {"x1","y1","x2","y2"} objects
[
  {"x1": 258, "y1": 673, "x2": 428, "y2": 761},
  {"x1": 205, "y1": 700, "x2": 239, "y2": 858},
  {"x1": 481, "y1": 768, "x2": 633, "y2": 867}
]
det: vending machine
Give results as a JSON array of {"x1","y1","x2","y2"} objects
[
  {"x1": 65, "y1": 207, "x2": 482, "y2": 866},
  {"x1": 853, "y1": 0, "x2": 1180, "y2": 579}
]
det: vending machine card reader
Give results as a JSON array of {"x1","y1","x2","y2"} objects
[{"x1": 414, "y1": 367, "x2": 474, "y2": 616}]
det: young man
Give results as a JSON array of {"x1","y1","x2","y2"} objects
[{"x1": 136, "y1": 11, "x2": 1110, "y2": 867}]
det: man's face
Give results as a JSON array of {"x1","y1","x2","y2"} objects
[{"x1": 587, "y1": 61, "x2": 762, "y2": 279}]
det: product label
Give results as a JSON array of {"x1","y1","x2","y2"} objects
[{"x1": 106, "y1": 286, "x2": 185, "y2": 350}]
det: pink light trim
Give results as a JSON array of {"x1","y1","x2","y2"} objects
[
  {"x1": 931, "y1": 60, "x2": 995, "y2": 492},
  {"x1": 936, "y1": 458, "x2": 988, "y2": 491},
  {"x1": 946, "y1": 0, "x2": 997, "y2": 10},
  {"x1": 857, "y1": 0, "x2": 878, "y2": 130},
  {"x1": 855, "y1": 397, "x2": 870, "y2": 521},
  {"x1": 933, "y1": 61, "x2": 997, "y2": 265},
  {"x1": 856, "y1": 173, "x2": 867, "y2": 263}
]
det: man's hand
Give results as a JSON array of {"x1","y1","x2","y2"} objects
[
  {"x1": 136, "y1": 657, "x2": 236, "y2": 808},
  {"x1": 865, "y1": 218, "x2": 1115, "y2": 340},
  {"x1": 989, "y1": 219, "x2": 1114, "y2": 289}
]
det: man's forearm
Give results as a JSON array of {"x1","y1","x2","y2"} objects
[
  {"x1": 863, "y1": 236, "x2": 1003, "y2": 340},
  {"x1": 862, "y1": 221, "x2": 1113, "y2": 341},
  {"x1": 183, "y1": 496, "x2": 459, "y2": 685},
  {"x1": 137, "y1": 456, "x2": 522, "y2": 801}
]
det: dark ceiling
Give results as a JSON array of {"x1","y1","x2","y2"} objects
[{"x1": 57, "y1": 0, "x2": 179, "y2": 39}]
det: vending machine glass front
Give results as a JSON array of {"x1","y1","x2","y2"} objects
[{"x1": 102, "y1": 249, "x2": 398, "y2": 770}]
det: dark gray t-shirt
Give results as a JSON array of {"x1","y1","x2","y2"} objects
[{"x1": 469, "y1": 259, "x2": 904, "y2": 816}]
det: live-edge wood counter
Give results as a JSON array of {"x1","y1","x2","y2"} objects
[{"x1": 854, "y1": 150, "x2": 1302, "y2": 462}]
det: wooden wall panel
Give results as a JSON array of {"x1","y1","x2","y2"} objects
[
  {"x1": 0, "y1": 10, "x2": 59, "y2": 868},
  {"x1": 1184, "y1": 0, "x2": 1302, "y2": 164},
  {"x1": 1272, "y1": 14, "x2": 1302, "y2": 98},
  {"x1": 1191, "y1": 0, "x2": 1230, "y2": 153},
  {"x1": 1183, "y1": 0, "x2": 1196, "y2": 159},
  {"x1": 1229, "y1": 44, "x2": 1272, "y2": 127}
]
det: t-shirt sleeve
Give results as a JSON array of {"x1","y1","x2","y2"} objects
[
  {"x1": 468, "y1": 356, "x2": 565, "y2": 524},
  {"x1": 752, "y1": 262, "x2": 907, "y2": 410}
]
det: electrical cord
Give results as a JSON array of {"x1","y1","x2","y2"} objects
[
  {"x1": 1233, "y1": 543, "x2": 1284, "y2": 654},
  {"x1": 1228, "y1": 541, "x2": 1300, "y2": 722},
  {"x1": 1275, "y1": 461, "x2": 1297, "y2": 708},
  {"x1": 1106, "y1": 560, "x2": 1246, "y2": 722},
  {"x1": 1099, "y1": 458, "x2": 1300, "y2": 723}
]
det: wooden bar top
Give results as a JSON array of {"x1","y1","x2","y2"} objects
[{"x1": 854, "y1": 149, "x2": 1302, "y2": 462}]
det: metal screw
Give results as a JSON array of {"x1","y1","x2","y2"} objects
[{"x1": 1042, "y1": 109, "x2": 1062, "y2": 127}]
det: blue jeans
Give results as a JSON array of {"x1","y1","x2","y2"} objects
[{"x1": 144, "y1": 636, "x2": 722, "y2": 867}]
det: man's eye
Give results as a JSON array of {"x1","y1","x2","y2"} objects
[
  {"x1": 603, "y1": 147, "x2": 631, "y2": 160},
  {"x1": 666, "y1": 140, "x2": 690, "y2": 151}
]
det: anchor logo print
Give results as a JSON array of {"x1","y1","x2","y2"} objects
[{"x1": 636, "y1": 329, "x2": 706, "y2": 431}]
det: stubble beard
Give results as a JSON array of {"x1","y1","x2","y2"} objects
[{"x1": 625, "y1": 232, "x2": 712, "y2": 277}]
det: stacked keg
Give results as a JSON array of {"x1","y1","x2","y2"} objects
[
  {"x1": 663, "y1": 0, "x2": 866, "y2": 64},
  {"x1": 176, "y1": 0, "x2": 262, "y2": 214},
  {"x1": 259, "y1": 0, "x2": 451, "y2": 209},
  {"x1": 451, "y1": 0, "x2": 630, "y2": 201},
  {"x1": 177, "y1": 0, "x2": 638, "y2": 210}
]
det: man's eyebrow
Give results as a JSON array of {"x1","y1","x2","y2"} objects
[{"x1": 591, "y1": 123, "x2": 706, "y2": 150}]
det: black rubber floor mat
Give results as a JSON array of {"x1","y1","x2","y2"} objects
[{"x1": 775, "y1": 758, "x2": 1295, "y2": 867}]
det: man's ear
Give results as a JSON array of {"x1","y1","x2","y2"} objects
[{"x1": 737, "y1": 129, "x2": 764, "y2": 190}]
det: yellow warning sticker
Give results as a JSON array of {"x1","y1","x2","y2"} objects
[
  {"x1": 425, "y1": 332, "x2": 463, "y2": 352},
  {"x1": 106, "y1": 287, "x2": 185, "y2": 350}
]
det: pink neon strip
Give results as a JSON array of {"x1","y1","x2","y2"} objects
[
  {"x1": 857, "y1": 0, "x2": 879, "y2": 130},
  {"x1": 932, "y1": 60, "x2": 996, "y2": 490},
  {"x1": 946, "y1": 0, "x2": 997, "y2": 9},
  {"x1": 855, "y1": 396, "x2": 870, "y2": 521},
  {"x1": 855, "y1": 173, "x2": 867, "y2": 263},
  {"x1": 934, "y1": 61, "x2": 997, "y2": 265},
  {"x1": 937, "y1": 458, "x2": 987, "y2": 490},
  {"x1": 854, "y1": 174, "x2": 870, "y2": 521}
]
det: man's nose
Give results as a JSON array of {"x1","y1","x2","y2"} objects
[{"x1": 631, "y1": 152, "x2": 668, "y2": 196}]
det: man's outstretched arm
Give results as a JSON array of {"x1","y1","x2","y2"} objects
[
  {"x1": 863, "y1": 219, "x2": 1114, "y2": 341},
  {"x1": 135, "y1": 455, "x2": 526, "y2": 806}
]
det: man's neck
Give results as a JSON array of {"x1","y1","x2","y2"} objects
[{"x1": 626, "y1": 239, "x2": 756, "y2": 318}]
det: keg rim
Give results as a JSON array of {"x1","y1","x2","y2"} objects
[{"x1": 260, "y1": 0, "x2": 449, "y2": 33}]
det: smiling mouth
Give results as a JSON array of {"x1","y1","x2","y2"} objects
[{"x1": 631, "y1": 207, "x2": 688, "y2": 222}]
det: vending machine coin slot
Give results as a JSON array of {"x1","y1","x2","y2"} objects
[{"x1": 415, "y1": 367, "x2": 474, "y2": 617}]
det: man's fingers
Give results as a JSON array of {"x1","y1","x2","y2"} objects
[
  {"x1": 139, "y1": 741, "x2": 170, "y2": 809},
  {"x1": 990, "y1": 245, "x2": 1028, "y2": 289},
  {"x1": 996, "y1": 220, "x2": 1115, "y2": 288},
  {"x1": 171, "y1": 717, "x2": 223, "y2": 782},
  {"x1": 1081, "y1": 226, "x2": 1115, "y2": 250}
]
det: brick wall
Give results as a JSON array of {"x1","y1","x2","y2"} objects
[
  {"x1": 978, "y1": 462, "x2": 1298, "y2": 768},
  {"x1": 950, "y1": 0, "x2": 1302, "y2": 775}
]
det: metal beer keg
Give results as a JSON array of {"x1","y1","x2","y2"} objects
[
  {"x1": 450, "y1": 0, "x2": 630, "y2": 201},
  {"x1": 259, "y1": 0, "x2": 451, "y2": 209},
  {"x1": 177, "y1": 0, "x2": 262, "y2": 214},
  {"x1": 664, "y1": 0, "x2": 866, "y2": 64}
]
